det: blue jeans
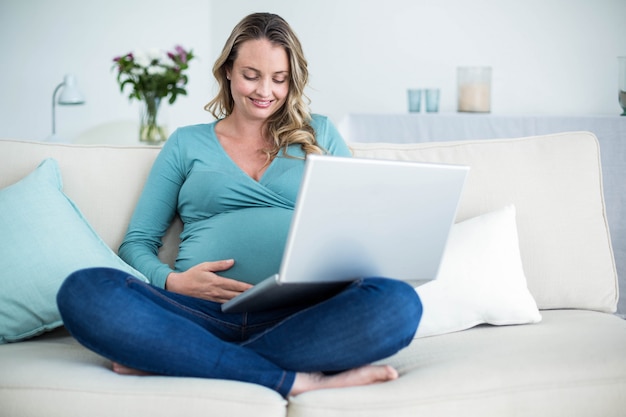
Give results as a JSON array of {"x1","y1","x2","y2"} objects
[{"x1": 56, "y1": 267, "x2": 422, "y2": 397}]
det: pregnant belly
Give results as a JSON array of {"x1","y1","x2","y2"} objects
[{"x1": 176, "y1": 207, "x2": 293, "y2": 284}]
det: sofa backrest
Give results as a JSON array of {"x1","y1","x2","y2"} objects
[
  {"x1": 0, "y1": 132, "x2": 617, "y2": 313},
  {"x1": 350, "y1": 132, "x2": 617, "y2": 313},
  {"x1": 0, "y1": 140, "x2": 162, "y2": 256}
]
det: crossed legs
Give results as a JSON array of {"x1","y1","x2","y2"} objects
[{"x1": 57, "y1": 268, "x2": 422, "y2": 397}]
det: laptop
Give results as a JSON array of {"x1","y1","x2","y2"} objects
[{"x1": 221, "y1": 154, "x2": 469, "y2": 313}]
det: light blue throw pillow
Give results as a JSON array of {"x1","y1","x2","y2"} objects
[{"x1": 0, "y1": 158, "x2": 147, "y2": 343}]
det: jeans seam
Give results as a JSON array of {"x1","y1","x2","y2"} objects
[
  {"x1": 241, "y1": 313, "x2": 247, "y2": 341},
  {"x1": 274, "y1": 370, "x2": 290, "y2": 397}
]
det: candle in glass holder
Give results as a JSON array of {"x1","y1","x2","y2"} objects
[{"x1": 457, "y1": 66, "x2": 492, "y2": 113}]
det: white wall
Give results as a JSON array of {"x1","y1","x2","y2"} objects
[
  {"x1": 0, "y1": 0, "x2": 213, "y2": 143},
  {"x1": 212, "y1": 0, "x2": 626, "y2": 123},
  {"x1": 1, "y1": 0, "x2": 625, "y2": 142}
]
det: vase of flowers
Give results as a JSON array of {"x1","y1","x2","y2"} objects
[{"x1": 113, "y1": 45, "x2": 194, "y2": 143}]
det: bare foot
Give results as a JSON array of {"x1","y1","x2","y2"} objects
[
  {"x1": 289, "y1": 365, "x2": 399, "y2": 396},
  {"x1": 112, "y1": 362, "x2": 153, "y2": 376}
]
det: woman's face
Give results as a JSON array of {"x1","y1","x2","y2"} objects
[{"x1": 227, "y1": 38, "x2": 290, "y2": 123}]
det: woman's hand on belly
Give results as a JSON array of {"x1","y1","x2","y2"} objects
[{"x1": 165, "y1": 259, "x2": 253, "y2": 303}]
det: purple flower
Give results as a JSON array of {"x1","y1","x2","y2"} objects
[
  {"x1": 112, "y1": 45, "x2": 193, "y2": 106},
  {"x1": 174, "y1": 45, "x2": 187, "y2": 63}
]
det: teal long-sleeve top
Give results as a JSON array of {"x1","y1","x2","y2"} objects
[{"x1": 119, "y1": 115, "x2": 352, "y2": 288}]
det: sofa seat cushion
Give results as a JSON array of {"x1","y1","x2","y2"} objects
[
  {"x1": 2, "y1": 311, "x2": 624, "y2": 417},
  {"x1": 0, "y1": 327, "x2": 286, "y2": 417},
  {"x1": 287, "y1": 310, "x2": 626, "y2": 417}
]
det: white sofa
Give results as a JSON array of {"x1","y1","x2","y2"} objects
[{"x1": 1, "y1": 131, "x2": 625, "y2": 417}]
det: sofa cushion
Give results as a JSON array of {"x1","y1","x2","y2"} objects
[
  {"x1": 351, "y1": 132, "x2": 618, "y2": 313},
  {"x1": 288, "y1": 310, "x2": 626, "y2": 417},
  {"x1": 0, "y1": 328, "x2": 287, "y2": 417},
  {"x1": 0, "y1": 159, "x2": 147, "y2": 343},
  {"x1": 415, "y1": 205, "x2": 541, "y2": 338},
  {"x1": 1, "y1": 311, "x2": 623, "y2": 417}
]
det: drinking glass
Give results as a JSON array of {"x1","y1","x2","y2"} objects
[
  {"x1": 407, "y1": 89, "x2": 422, "y2": 113},
  {"x1": 425, "y1": 89, "x2": 440, "y2": 113}
]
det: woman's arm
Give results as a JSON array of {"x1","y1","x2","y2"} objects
[{"x1": 119, "y1": 131, "x2": 186, "y2": 288}]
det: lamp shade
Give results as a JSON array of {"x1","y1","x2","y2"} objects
[{"x1": 57, "y1": 74, "x2": 85, "y2": 105}]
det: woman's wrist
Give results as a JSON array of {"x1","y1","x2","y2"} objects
[{"x1": 165, "y1": 271, "x2": 182, "y2": 291}]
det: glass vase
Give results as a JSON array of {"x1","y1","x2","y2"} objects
[{"x1": 139, "y1": 93, "x2": 168, "y2": 143}]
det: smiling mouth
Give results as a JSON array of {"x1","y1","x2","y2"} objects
[{"x1": 250, "y1": 98, "x2": 273, "y2": 107}]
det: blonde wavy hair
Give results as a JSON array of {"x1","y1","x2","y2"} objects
[{"x1": 205, "y1": 13, "x2": 324, "y2": 160}]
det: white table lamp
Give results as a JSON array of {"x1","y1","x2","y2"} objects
[{"x1": 49, "y1": 74, "x2": 85, "y2": 142}]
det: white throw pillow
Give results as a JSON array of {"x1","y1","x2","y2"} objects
[{"x1": 415, "y1": 205, "x2": 541, "y2": 338}]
